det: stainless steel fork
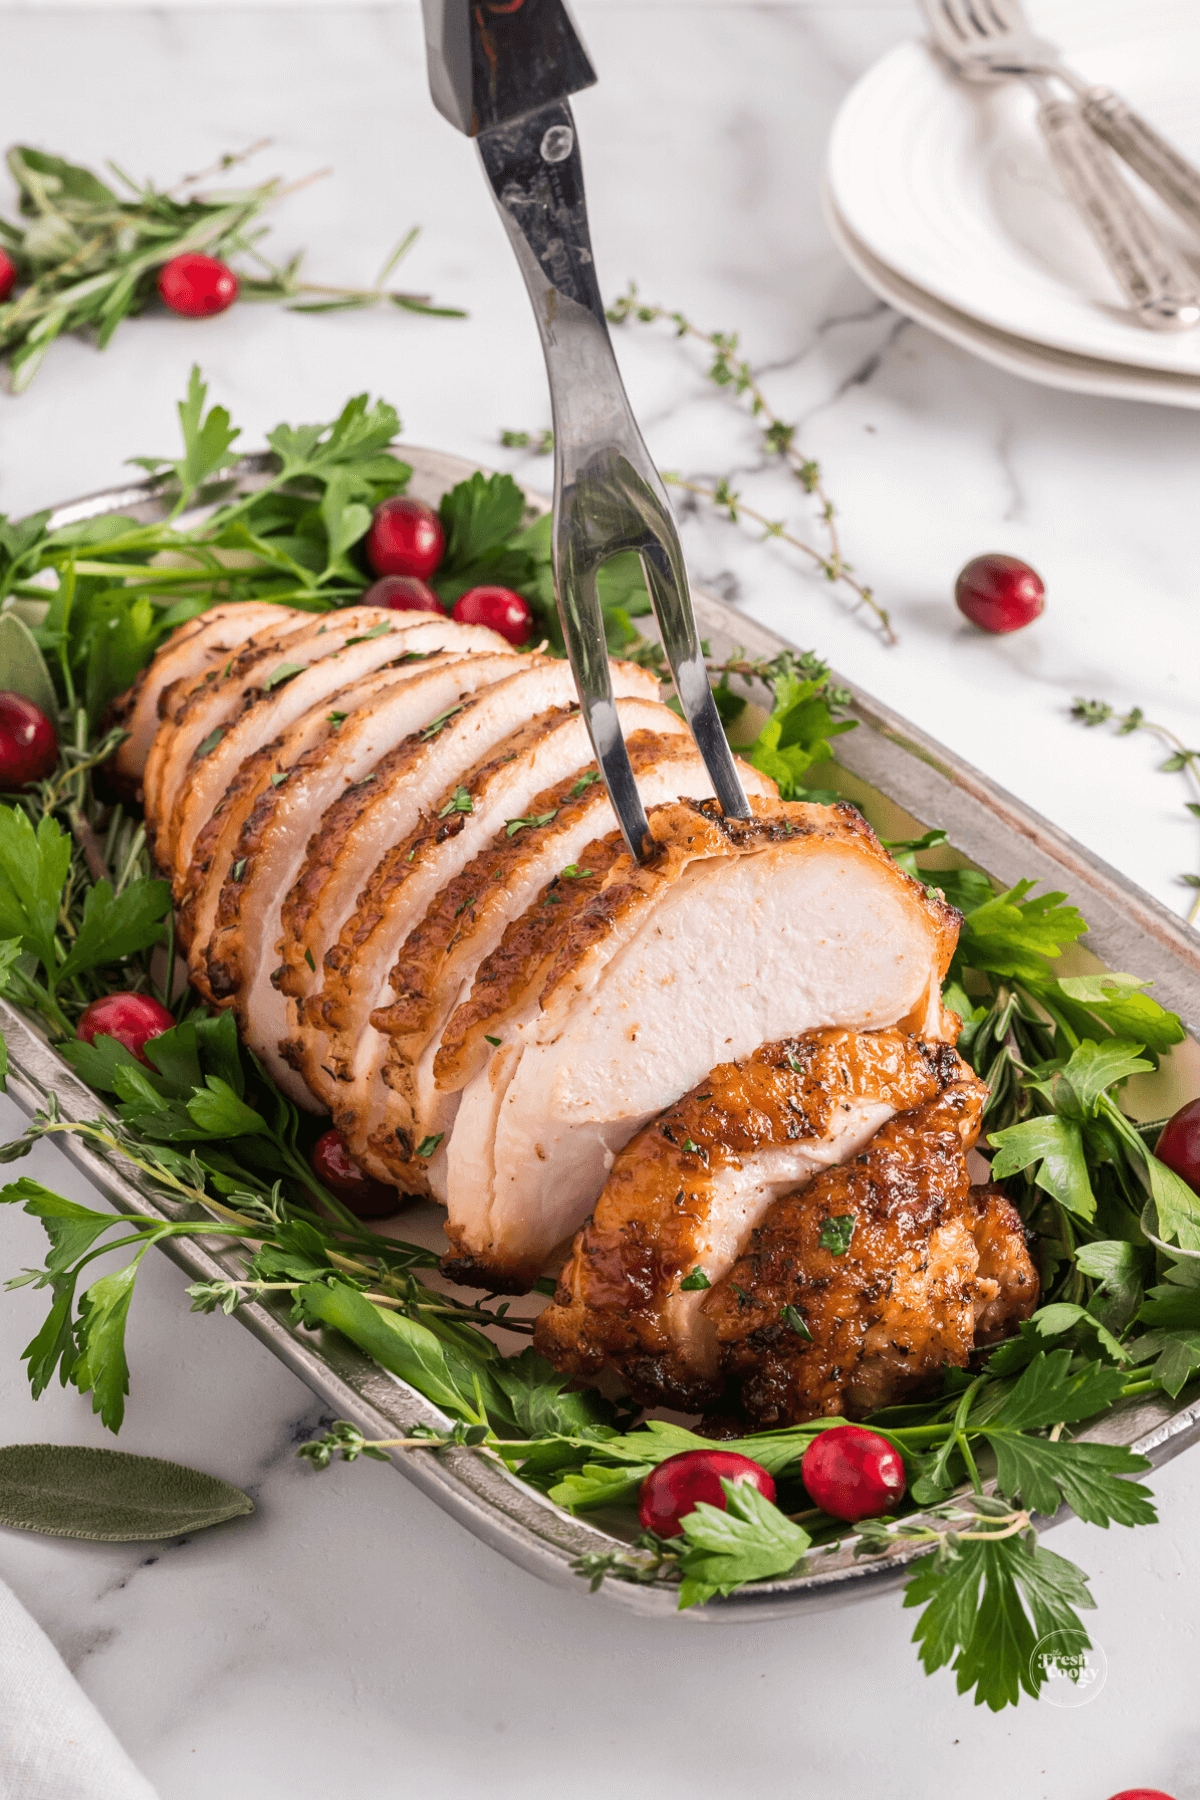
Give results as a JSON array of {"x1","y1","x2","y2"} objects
[
  {"x1": 421, "y1": 0, "x2": 751, "y2": 862},
  {"x1": 921, "y1": 0, "x2": 1200, "y2": 331}
]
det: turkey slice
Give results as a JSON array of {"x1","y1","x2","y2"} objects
[
  {"x1": 142, "y1": 609, "x2": 327, "y2": 831},
  {"x1": 276, "y1": 657, "x2": 659, "y2": 1108},
  {"x1": 109, "y1": 603, "x2": 303, "y2": 789},
  {"x1": 180, "y1": 646, "x2": 476, "y2": 969},
  {"x1": 442, "y1": 798, "x2": 961, "y2": 1289},
  {"x1": 163, "y1": 612, "x2": 508, "y2": 876},
  {"x1": 316, "y1": 694, "x2": 682, "y2": 1190},
  {"x1": 372, "y1": 735, "x2": 774, "y2": 1194},
  {"x1": 534, "y1": 1030, "x2": 961, "y2": 1408},
  {"x1": 175, "y1": 619, "x2": 513, "y2": 958},
  {"x1": 201, "y1": 650, "x2": 525, "y2": 1101}
]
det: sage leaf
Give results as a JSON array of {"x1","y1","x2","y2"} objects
[{"x1": 0, "y1": 1443, "x2": 253, "y2": 1541}]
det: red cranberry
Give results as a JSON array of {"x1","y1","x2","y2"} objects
[
  {"x1": 362, "y1": 576, "x2": 446, "y2": 616},
  {"x1": 452, "y1": 585, "x2": 532, "y2": 647},
  {"x1": 954, "y1": 553, "x2": 1045, "y2": 634},
  {"x1": 638, "y1": 1450, "x2": 776, "y2": 1538},
  {"x1": 1106, "y1": 1792, "x2": 1180, "y2": 1800},
  {"x1": 0, "y1": 691, "x2": 58, "y2": 788},
  {"x1": 0, "y1": 250, "x2": 17, "y2": 303},
  {"x1": 77, "y1": 992, "x2": 175, "y2": 1066},
  {"x1": 365, "y1": 498, "x2": 444, "y2": 581},
  {"x1": 801, "y1": 1424, "x2": 906, "y2": 1522},
  {"x1": 311, "y1": 1128, "x2": 403, "y2": 1219},
  {"x1": 157, "y1": 254, "x2": 238, "y2": 319},
  {"x1": 1155, "y1": 1099, "x2": 1200, "y2": 1198}
]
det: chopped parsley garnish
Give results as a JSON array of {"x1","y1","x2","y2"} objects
[
  {"x1": 263, "y1": 661, "x2": 306, "y2": 691},
  {"x1": 484, "y1": 1035, "x2": 501, "y2": 1047},
  {"x1": 780, "y1": 1304, "x2": 813, "y2": 1341},
  {"x1": 327, "y1": 711, "x2": 347, "y2": 725},
  {"x1": 505, "y1": 810, "x2": 557, "y2": 838},
  {"x1": 679, "y1": 1267, "x2": 711, "y2": 1292},
  {"x1": 439, "y1": 787, "x2": 473, "y2": 818},
  {"x1": 195, "y1": 727, "x2": 225, "y2": 759},
  {"x1": 231, "y1": 859, "x2": 246, "y2": 882},
  {"x1": 420, "y1": 704, "x2": 466, "y2": 741},
  {"x1": 560, "y1": 864, "x2": 593, "y2": 880},
  {"x1": 345, "y1": 622, "x2": 391, "y2": 645},
  {"x1": 270, "y1": 771, "x2": 289, "y2": 787},
  {"x1": 569, "y1": 770, "x2": 601, "y2": 799},
  {"x1": 818, "y1": 1214, "x2": 856, "y2": 1255},
  {"x1": 304, "y1": 947, "x2": 316, "y2": 972},
  {"x1": 415, "y1": 1134, "x2": 445, "y2": 1158}
]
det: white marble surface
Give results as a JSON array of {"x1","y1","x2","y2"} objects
[{"x1": 0, "y1": 5, "x2": 1198, "y2": 1797}]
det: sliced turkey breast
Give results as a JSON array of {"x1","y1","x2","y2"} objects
[
  {"x1": 109, "y1": 603, "x2": 305, "y2": 789},
  {"x1": 201, "y1": 650, "x2": 524, "y2": 1100},
  {"x1": 175, "y1": 619, "x2": 513, "y2": 963},
  {"x1": 371, "y1": 735, "x2": 775, "y2": 1194},
  {"x1": 312, "y1": 694, "x2": 684, "y2": 1190},
  {"x1": 702, "y1": 1067, "x2": 1038, "y2": 1428},
  {"x1": 179, "y1": 645, "x2": 478, "y2": 973},
  {"x1": 433, "y1": 834, "x2": 627, "y2": 1095},
  {"x1": 534, "y1": 1030, "x2": 960, "y2": 1409},
  {"x1": 442, "y1": 797, "x2": 961, "y2": 1290},
  {"x1": 162, "y1": 612, "x2": 507, "y2": 877},
  {"x1": 275, "y1": 657, "x2": 659, "y2": 1105},
  {"x1": 142, "y1": 608, "x2": 327, "y2": 831}
]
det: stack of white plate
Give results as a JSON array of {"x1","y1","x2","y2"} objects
[{"x1": 824, "y1": 0, "x2": 1200, "y2": 408}]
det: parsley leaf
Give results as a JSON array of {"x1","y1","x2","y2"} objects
[
  {"x1": 953, "y1": 880, "x2": 1088, "y2": 985},
  {"x1": 989, "y1": 1115, "x2": 1095, "y2": 1219},
  {"x1": 56, "y1": 876, "x2": 172, "y2": 984},
  {"x1": 904, "y1": 1533, "x2": 1095, "y2": 1711},
  {"x1": 741, "y1": 660, "x2": 855, "y2": 800},
  {"x1": 676, "y1": 1479, "x2": 810, "y2": 1608},
  {"x1": 679, "y1": 1267, "x2": 711, "y2": 1291}
]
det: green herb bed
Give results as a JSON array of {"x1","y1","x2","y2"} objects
[{"x1": 2, "y1": 376, "x2": 1199, "y2": 1713}]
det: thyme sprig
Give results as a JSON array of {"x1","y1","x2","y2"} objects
[
  {"x1": 1071, "y1": 696, "x2": 1200, "y2": 924},
  {"x1": 603, "y1": 283, "x2": 894, "y2": 643}
]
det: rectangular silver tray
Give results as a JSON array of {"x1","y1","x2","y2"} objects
[{"x1": 6, "y1": 447, "x2": 1200, "y2": 1620}]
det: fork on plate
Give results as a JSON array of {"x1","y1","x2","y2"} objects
[
  {"x1": 921, "y1": 0, "x2": 1200, "y2": 331},
  {"x1": 421, "y1": 0, "x2": 752, "y2": 863}
]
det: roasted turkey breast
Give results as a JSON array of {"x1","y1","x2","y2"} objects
[
  {"x1": 442, "y1": 798, "x2": 960, "y2": 1290},
  {"x1": 123, "y1": 596, "x2": 1005, "y2": 1449},
  {"x1": 110, "y1": 602, "x2": 302, "y2": 792},
  {"x1": 534, "y1": 1028, "x2": 962, "y2": 1409},
  {"x1": 700, "y1": 1068, "x2": 1038, "y2": 1427}
]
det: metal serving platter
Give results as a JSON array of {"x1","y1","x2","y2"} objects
[{"x1": 5, "y1": 446, "x2": 1200, "y2": 1621}]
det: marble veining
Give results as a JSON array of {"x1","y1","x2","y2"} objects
[{"x1": 0, "y1": 6, "x2": 1198, "y2": 1798}]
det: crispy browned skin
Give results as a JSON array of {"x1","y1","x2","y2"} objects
[
  {"x1": 969, "y1": 1183, "x2": 1039, "y2": 1342},
  {"x1": 534, "y1": 1030, "x2": 959, "y2": 1409},
  {"x1": 702, "y1": 1062, "x2": 1036, "y2": 1427}
]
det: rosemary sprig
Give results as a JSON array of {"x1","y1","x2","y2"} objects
[
  {"x1": 1071, "y1": 697, "x2": 1200, "y2": 924},
  {"x1": 0, "y1": 143, "x2": 462, "y2": 391}
]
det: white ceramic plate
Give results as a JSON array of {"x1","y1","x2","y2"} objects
[
  {"x1": 822, "y1": 184, "x2": 1200, "y2": 409},
  {"x1": 826, "y1": 0, "x2": 1200, "y2": 377}
]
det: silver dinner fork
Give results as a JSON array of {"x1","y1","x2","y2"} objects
[
  {"x1": 920, "y1": 0, "x2": 1200, "y2": 331},
  {"x1": 421, "y1": 0, "x2": 751, "y2": 863}
]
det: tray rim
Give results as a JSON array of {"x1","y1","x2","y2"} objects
[{"x1": 3, "y1": 446, "x2": 1196, "y2": 1622}]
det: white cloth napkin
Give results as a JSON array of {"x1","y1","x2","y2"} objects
[{"x1": 0, "y1": 1576, "x2": 159, "y2": 1800}]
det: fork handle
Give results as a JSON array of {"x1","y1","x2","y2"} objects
[
  {"x1": 1081, "y1": 86, "x2": 1200, "y2": 242},
  {"x1": 1036, "y1": 97, "x2": 1200, "y2": 331}
]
